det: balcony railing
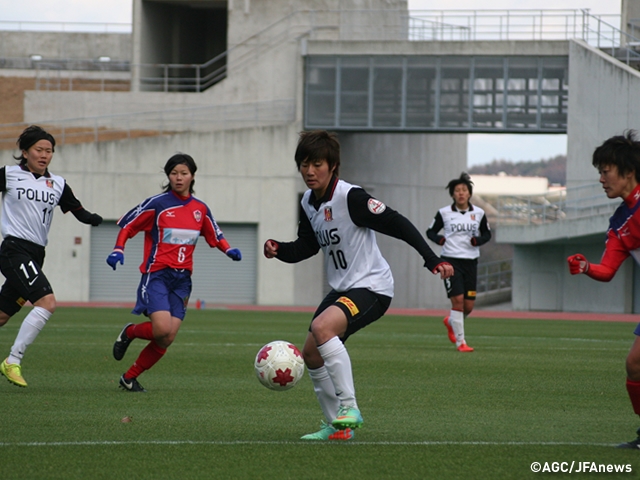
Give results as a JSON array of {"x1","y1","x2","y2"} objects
[{"x1": 495, "y1": 183, "x2": 619, "y2": 226}]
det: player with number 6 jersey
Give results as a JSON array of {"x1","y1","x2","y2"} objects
[
  {"x1": 107, "y1": 153, "x2": 242, "y2": 392},
  {"x1": 264, "y1": 130, "x2": 453, "y2": 441},
  {"x1": 0, "y1": 125, "x2": 103, "y2": 388}
]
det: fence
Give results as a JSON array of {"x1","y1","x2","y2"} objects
[
  {"x1": 477, "y1": 259, "x2": 513, "y2": 294},
  {"x1": 3, "y1": 9, "x2": 637, "y2": 93},
  {"x1": 495, "y1": 183, "x2": 619, "y2": 226}
]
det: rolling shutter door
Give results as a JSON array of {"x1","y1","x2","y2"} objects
[{"x1": 89, "y1": 222, "x2": 257, "y2": 304}]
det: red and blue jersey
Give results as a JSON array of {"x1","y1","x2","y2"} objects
[
  {"x1": 115, "y1": 191, "x2": 230, "y2": 273},
  {"x1": 587, "y1": 184, "x2": 640, "y2": 281}
]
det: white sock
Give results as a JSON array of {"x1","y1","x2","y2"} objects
[
  {"x1": 449, "y1": 309, "x2": 465, "y2": 347},
  {"x1": 317, "y1": 336, "x2": 357, "y2": 409},
  {"x1": 308, "y1": 366, "x2": 340, "y2": 422},
  {"x1": 8, "y1": 307, "x2": 52, "y2": 365}
]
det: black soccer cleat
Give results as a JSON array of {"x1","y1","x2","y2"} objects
[
  {"x1": 113, "y1": 323, "x2": 134, "y2": 361},
  {"x1": 119, "y1": 375, "x2": 146, "y2": 392},
  {"x1": 616, "y1": 427, "x2": 640, "y2": 449}
]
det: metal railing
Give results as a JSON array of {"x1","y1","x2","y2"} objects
[
  {"x1": 495, "y1": 183, "x2": 619, "y2": 226},
  {"x1": 477, "y1": 259, "x2": 513, "y2": 294},
  {"x1": 3, "y1": 8, "x2": 633, "y2": 94},
  {"x1": 0, "y1": 20, "x2": 131, "y2": 33}
]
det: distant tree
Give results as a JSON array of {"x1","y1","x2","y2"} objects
[{"x1": 468, "y1": 155, "x2": 566, "y2": 186}]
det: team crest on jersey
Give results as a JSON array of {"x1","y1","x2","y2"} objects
[
  {"x1": 193, "y1": 211, "x2": 202, "y2": 222},
  {"x1": 324, "y1": 207, "x2": 333, "y2": 222},
  {"x1": 367, "y1": 198, "x2": 386, "y2": 214},
  {"x1": 470, "y1": 214, "x2": 476, "y2": 221},
  {"x1": 46, "y1": 179, "x2": 54, "y2": 188}
]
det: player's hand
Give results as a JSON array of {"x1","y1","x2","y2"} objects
[
  {"x1": 567, "y1": 254, "x2": 589, "y2": 275},
  {"x1": 89, "y1": 213, "x2": 103, "y2": 226},
  {"x1": 433, "y1": 262, "x2": 454, "y2": 279},
  {"x1": 470, "y1": 237, "x2": 477, "y2": 246},
  {"x1": 264, "y1": 239, "x2": 278, "y2": 258},
  {"x1": 225, "y1": 248, "x2": 242, "y2": 261},
  {"x1": 106, "y1": 250, "x2": 124, "y2": 270}
]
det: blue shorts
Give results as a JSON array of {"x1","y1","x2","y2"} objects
[
  {"x1": 132, "y1": 268, "x2": 192, "y2": 320},
  {"x1": 634, "y1": 323, "x2": 640, "y2": 336}
]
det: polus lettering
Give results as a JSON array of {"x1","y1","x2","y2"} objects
[
  {"x1": 315, "y1": 228, "x2": 341, "y2": 247},
  {"x1": 16, "y1": 187, "x2": 57, "y2": 205}
]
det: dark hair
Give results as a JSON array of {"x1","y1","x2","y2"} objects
[
  {"x1": 163, "y1": 153, "x2": 197, "y2": 194},
  {"x1": 446, "y1": 172, "x2": 474, "y2": 197},
  {"x1": 592, "y1": 130, "x2": 640, "y2": 183},
  {"x1": 13, "y1": 125, "x2": 56, "y2": 166},
  {"x1": 294, "y1": 130, "x2": 340, "y2": 176}
]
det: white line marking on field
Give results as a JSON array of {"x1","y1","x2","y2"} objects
[{"x1": 0, "y1": 440, "x2": 616, "y2": 447}]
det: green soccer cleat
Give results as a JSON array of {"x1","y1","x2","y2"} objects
[
  {"x1": 0, "y1": 358, "x2": 27, "y2": 387},
  {"x1": 332, "y1": 405, "x2": 363, "y2": 430},
  {"x1": 300, "y1": 421, "x2": 354, "y2": 441}
]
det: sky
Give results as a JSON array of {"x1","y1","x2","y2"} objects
[{"x1": 0, "y1": 0, "x2": 624, "y2": 166}]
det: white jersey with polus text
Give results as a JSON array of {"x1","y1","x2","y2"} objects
[
  {"x1": 1, "y1": 165, "x2": 65, "y2": 246},
  {"x1": 433, "y1": 204, "x2": 487, "y2": 259},
  {"x1": 301, "y1": 179, "x2": 394, "y2": 297}
]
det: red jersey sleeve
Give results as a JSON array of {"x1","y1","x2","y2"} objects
[
  {"x1": 201, "y1": 206, "x2": 231, "y2": 253},
  {"x1": 585, "y1": 229, "x2": 630, "y2": 282},
  {"x1": 114, "y1": 209, "x2": 156, "y2": 249}
]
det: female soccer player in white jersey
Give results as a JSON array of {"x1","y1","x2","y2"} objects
[
  {"x1": 107, "y1": 153, "x2": 242, "y2": 392},
  {"x1": 0, "y1": 125, "x2": 103, "y2": 387},
  {"x1": 426, "y1": 172, "x2": 491, "y2": 352},
  {"x1": 264, "y1": 130, "x2": 453, "y2": 441}
]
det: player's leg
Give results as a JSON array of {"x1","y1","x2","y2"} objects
[
  {"x1": 618, "y1": 333, "x2": 640, "y2": 448},
  {"x1": 300, "y1": 331, "x2": 354, "y2": 441},
  {"x1": 0, "y1": 244, "x2": 54, "y2": 387},
  {"x1": 119, "y1": 270, "x2": 189, "y2": 392},
  {"x1": 303, "y1": 330, "x2": 341, "y2": 422},
  {"x1": 319, "y1": 290, "x2": 390, "y2": 430},
  {"x1": 442, "y1": 258, "x2": 466, "y2": 348}
]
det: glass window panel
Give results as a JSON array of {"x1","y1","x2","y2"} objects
[
  {"x1": 339, "y1": 57, "x2": 370, "y2": 127},
  {"x1": 372, "y1": 58, "x2": 403, "y2": 127},
  {"x1": 405, "y1": 65, "x2": 436, "y2": 127}
]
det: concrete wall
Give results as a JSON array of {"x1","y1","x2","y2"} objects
[
  {"x1": 504, "y1": 38, "x2": 640, "y2": 312},
  {"x1": 0, "y1": 31, "x2": 131, "y2": 60},
  {"x1": 511, "y1": 239, "x2": 632, "y2": 313},
  {"x1": 566, "y1": 39, "x2": 640, "y2": 189},
  {"x1": 339, "y1": 132, "x2": 466, "y2": 309},
  {"x1": 28, "y1": 124, "x2": 305, "y2": 305}
]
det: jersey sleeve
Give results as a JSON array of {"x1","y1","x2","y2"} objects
[
  {"x1": 200, "y1": 205, "x2": 231, "y2": 252},
  {"x1": 585, "y1": 229, "x2": 630, "y2": 282},
  {"x1": 274, "y1": 204, "x2": 321, "y2": 263},
  {"x1": 347, "y1": 188, "x2": 444, "y2": 271},
  {"x1": 58, "y1": 182, "x2": 83, "y2": 214},
  {"x1": 114, "y1": 199, "x2": 157, "y2": 249},
  {"x1": 426, "y1": 211, "x2": 445, "y2": 245},
  {"x1": 473, "y1": 214, "x2": 492, "y2": 246}
]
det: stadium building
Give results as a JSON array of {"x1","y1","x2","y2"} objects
[{"x1": 0, "y1": 0, "x2": 639, "y2": 312}]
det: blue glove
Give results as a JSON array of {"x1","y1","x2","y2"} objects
[
  {"x1": 226, "y1": 248, "x2": 242, "y2": 261},
  {"x1": 106, "y1": 250, "x2": 124, "y2": 270}
]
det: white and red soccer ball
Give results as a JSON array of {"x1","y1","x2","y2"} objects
[{"x1": 254, "y1": 340, "x2": 305, "y2": 391}]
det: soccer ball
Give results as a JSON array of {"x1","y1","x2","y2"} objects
[{"x1": 254, "y1": 340, "x2": 305, "y2": 391}]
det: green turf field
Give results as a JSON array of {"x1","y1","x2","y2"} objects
[{"x1": 0, "y1": 307, "x2": 638, "y2": 479}]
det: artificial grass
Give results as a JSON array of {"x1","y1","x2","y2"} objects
[{"x1": 0, "y1": 307, "x2": 638, "y2": 479}]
